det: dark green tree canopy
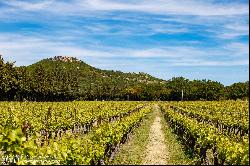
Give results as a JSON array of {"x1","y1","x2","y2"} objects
[{"x1": 0, "y1": 55, "x2": 248, "y2": 101}]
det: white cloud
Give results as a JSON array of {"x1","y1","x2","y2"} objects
[
  {"x1": 79, "y1": 22, "x2": 189, "y2": 36},
  {"x1": 219, "y1": 23, "x2": 249, "y2": 39},
  {"x1": 1, "y1": 0, "x2": 249, "y2": 16},
  {"x1": 3, "y1": 0, "x2": 54, "y2": 10},
  {"x1": 0, "y1": 33, "x2": 248, "y2": 67},
  {"x1": 224, "y1": 42, "x2": 249, "y2": 57},
  {"x1": 172, "y1": 59, "x2": 249, "y2": 67},
  {"x1": 70, "y1": 0, "x2": 249, "y2": 16},
  {"x1": 1, "y1": 0, "x2": 248, "y2": 41}
]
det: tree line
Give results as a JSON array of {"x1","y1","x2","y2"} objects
[{"x1": 0, "y1": 55, "x2": 248, "y2": 101}]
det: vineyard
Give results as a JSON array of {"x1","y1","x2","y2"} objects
[
  {"x1": 160, "y1": 100, "x2": 249, "y2": 165},
  {"x1": 0, "y1": 101, "x2": 152, "y2": 164},
  {"x1": 0, "y1": 100, "x2": 249, "y2": 165}
]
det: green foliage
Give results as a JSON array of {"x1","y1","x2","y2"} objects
[
  {"x1": 0, "y1": 56, "x2": 19, "y2": 100},
  {"x1": 225, "y1": 82, "x2": 249, "y2": 100},
  {"x1": 0, "y1": 101, "x2": 152, "y2": 164},
  {"x1": 160, "y1": 101, "x2": 249, "y2": 165},
  {"x1": 0, "y1": 55, "x2": 248, "y2": 101}
]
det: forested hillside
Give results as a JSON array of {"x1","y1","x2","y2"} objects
[{"x1": 0, "y1": 55, "x2": 248, "y2": 101}]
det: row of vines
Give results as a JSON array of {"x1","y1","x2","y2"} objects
[
  {"x1": 160, "y1": 100, "x2": 249, "y2": 165},
  {"x1": 0, "y1": 101, "x2": 152, "y2": 165}
]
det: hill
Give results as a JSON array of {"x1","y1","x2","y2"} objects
[
  {"x1": 22, "y1": 56, "x2": 167, "y2": 101},
  {"x1": 0, "y1": 55, "x2": 248, "y2": 101},
  {"x1": 27, "y1": 56, "x2": 165, "y2": 85}
]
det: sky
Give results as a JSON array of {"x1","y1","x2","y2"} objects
[{"x1": 0, "y1": 0, "x2": 249, "y2": 86}]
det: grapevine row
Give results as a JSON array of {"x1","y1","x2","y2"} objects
[
  {"x1": 0, "y1": 101, "x2": 146, "y2": 139},
  {"x1": 160, "y1": 104, "x2": 249, "y2": 165},
  {"x1": 169, "y1": 105, "x2": 248, "y2": 140},
  {"x1": 1, "y1": 105, "x2": 152, "y2": 165}
]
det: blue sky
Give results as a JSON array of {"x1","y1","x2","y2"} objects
[{"x1": 0, "y1": 0, "x2": 249, "y2": 85}]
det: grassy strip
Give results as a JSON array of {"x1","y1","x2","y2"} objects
[
  {"x1": 159, "y1": 108, "x2": 193, "y2": 165},
  {"x1": 110, "y1": 109, "x2": 156, "y2": 165}
]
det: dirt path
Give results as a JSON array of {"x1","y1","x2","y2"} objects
[{"x1": 142, "y1": 105, "x2": 169, "y2": 165}]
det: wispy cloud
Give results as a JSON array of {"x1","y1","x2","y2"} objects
[
  {"x1": 2, "y1": 0, "x2": 54, "y2": 10},
  {"x1": 1, "y1": 0, "x2": 248, "y2": 16},
  {"x1": 0, "y1": 33, "x2": 248, "y2": 67},
  {"x1": 219, "y1": 22, "x2": 249, "y2": 39},
  {"x1": 1, "y1": 0, "x2": 248, "y2": 39},
  {"x1": 172, "y1": 59, "x2": 248, "y2": 67}
]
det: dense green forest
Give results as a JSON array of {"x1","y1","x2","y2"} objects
[{"x1": 0, "y1": 55, "x2": 248, "y2": 101}]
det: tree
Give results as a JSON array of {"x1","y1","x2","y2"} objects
[
  {"x1": 0, "y1": 55, "x2": 19, "y2": 100},
  {"x1": 166, "y1": 77, "x2": 190, "y2": 101},
  {"x1": 226, "y1": 82, "x2": 249, "y2": 100}
]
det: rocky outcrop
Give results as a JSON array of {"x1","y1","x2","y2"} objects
[{"x1": 48, "y1": 56, "x2": 81, "y2": 62}]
